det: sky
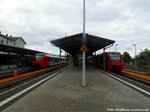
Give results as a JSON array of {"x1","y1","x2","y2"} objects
[{"x1": 0, "y1": 0, "x2": 150, "y2": 57}]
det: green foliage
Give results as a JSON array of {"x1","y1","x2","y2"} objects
[
  {"x1": 137, "y1": 48, "x2": 150, "y2": 58},
  {"x1": 136, "y1": 48, "x2": 150, "y2": 67},
  {"x1": 123, "y1": 48, "x2": 150, "y2": 70},
  {"x1": 125, "y1": 63, "x2": 150, "y2": 70},
  {"x1": 122, "y1": 52, "x2": 132, "y2": 64}
]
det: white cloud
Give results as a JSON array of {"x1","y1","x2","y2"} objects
[{"x1": 0, "y1": 0, "x2": 150, "y2": 56}]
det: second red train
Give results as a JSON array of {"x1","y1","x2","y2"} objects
[{"x1": 92, "y1": 52, "x2": 124, "y2": 72}]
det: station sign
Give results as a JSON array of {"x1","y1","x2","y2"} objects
[{"x1": 79, "y1": 44, "x2": 89, "y2": 52}]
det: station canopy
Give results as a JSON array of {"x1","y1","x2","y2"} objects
[
  {"x1": 0, "y1": 44, "x2": 42, "y2": 55},
  {"x1": 50, "y1": 33, "x2": 115, "y2": 56}
]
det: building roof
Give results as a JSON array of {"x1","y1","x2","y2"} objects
[
  {"x1": 0, "y1": 33, "x2": 27, "y2": 44},
  {"x1": 0, "y1": 33, "x2": 8, "y2": 39},
  {"x1": 11, "y1": 37, "x2": 27, "y2": 44},
  {"x1": 50, "y1": 33, "x2": 115, "y2": 56},
  {"x1": 0, "y1": 43, "x2": 41, "y2": 55}
]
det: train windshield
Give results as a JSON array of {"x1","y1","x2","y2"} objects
[
  {"x1": 109, "y1": 53, "x2": 120, "y2": 61},
  {"x1": 35, "y1": 54, "x2": 43, "y2": 61}
]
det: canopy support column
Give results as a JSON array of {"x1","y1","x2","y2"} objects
[
  {"x1": 59, "y1": 48, "x2": 62, "y2": 71},
  {"x1": 103, "y1": 48, "x2": 105, "y2": 72},
  {"x1": 82, "y1": 51, "x2": 86, "y2": 86},
  {"x1": 7, "y1": 52, "x2": 10, "y2": 69}
]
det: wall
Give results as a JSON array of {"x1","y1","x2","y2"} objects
[
  {"x1": 15, "y1": 39, "x2": 25, "y2": 48},
  {"x1": 0, "y1": 35, "x2": 7, "y2": 44}
]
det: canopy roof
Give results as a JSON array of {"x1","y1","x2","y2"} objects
[
  {"x1": 0, "y1": 44, "x2": 41, "y2": 55},
  {"x1": 50, "y1": 33, "x2": 115, "y2": 56}
]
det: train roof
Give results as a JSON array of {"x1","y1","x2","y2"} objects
[
  {"x1": 105, "y1": 51, "x2": 121, "y2": 54},
  {"x1": 35, "y1": 53, "x2": 66, "y2": 58},
  {"x1": 94, "y1": 52, "x2": 121, "y2": 57}
]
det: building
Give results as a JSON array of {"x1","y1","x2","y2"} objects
[{"x1": 0, "y1": 31, "x2": 26, "y2": 48}]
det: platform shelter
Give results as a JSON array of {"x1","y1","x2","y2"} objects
[
  {"x1": 50, "y1": 33, "x2": 115, "y2": 86},
  {"x1": 50, "y1": 33, "x2": 115, "y2": 56},
  {"x1": 0, "y1": 44, "x2": 42, "y2": 69}
]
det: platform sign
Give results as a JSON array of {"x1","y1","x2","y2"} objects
[{"x1": 80, "y1": 44, "x2": 89, "y2": 52}]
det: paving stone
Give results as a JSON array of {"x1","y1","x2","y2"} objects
[{"x1": 3, "y1": 66, "x2": 150, "y2": 112}]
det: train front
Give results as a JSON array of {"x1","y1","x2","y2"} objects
[
  {"x1": 107, "y1": 52, "x2": 124, "y2": 72},
  {"x1": 32, "y1": 53, "x2": 46, "y2": 68}
]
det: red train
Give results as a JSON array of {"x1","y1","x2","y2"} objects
[
  {"x1": 32, "y1": 53, "x2": 67, "y2": 68},
  {"x1": 93, "y1": 52, "x2": 124, "y2": 72}
]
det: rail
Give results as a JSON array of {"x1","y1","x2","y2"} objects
[
  {"x1": 0, "y1": 64, "x2": 68, "y2": 85},
  {"x1": 122, "y1": 70, "x2": 150, "y2": 81}
]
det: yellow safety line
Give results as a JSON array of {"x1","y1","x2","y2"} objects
[{"x1": 122, "y1": 70, "x2": 150, "y2": 81}]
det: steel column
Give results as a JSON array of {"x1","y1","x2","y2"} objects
[
  {"x1": 82, "y1": 0, "x2": 86, "y2": 86},
  {"x1": 103, "y1": 48, "x2": 105, "y2": 71}
]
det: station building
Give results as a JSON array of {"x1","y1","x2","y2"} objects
[
  {"x1": 0, "y1": 31, "x2": 26, "y2": 48},
  {"x1": 0, "y1": 31, "x2": 41, "y2": 70}
]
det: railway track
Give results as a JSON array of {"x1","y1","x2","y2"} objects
[
  {"x1": 102, "y1": 70, "x2": 150, "y2": 98},
  {"x1": 124, "y1": 68, "x2": 150, "y2": 75},
  {"x1": 121, "y1": 69, "x2": 150, "y2": 86},
  {"x1": 0, "y1": 64, "x2": 72, "y2": 111},
  {"x1": 95, "y1": 66, "x2": 150, "y2": 98},
  {"x1": 0, "y1": 67, "x2": 32, "y2": 79},
  {"x1": 0, "y1": 64, "x2": 68, "y2": 90},
  {"x1": 124, "y1": 66, "x2": 150, "y2": 75}
]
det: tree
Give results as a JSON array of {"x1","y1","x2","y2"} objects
[
  {"x1": 136, "y1": 48, "x2": 150, "y2": 66},
  {"x1": 122, "y1": 52, "x2": 132, "y2": 64}
]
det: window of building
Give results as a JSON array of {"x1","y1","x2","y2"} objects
[{"x1": 1, "y1": 40, "x2": 3, "y2": 44}]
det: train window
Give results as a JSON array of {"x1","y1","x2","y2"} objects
[
  {"x1": 54, "y1": 58, "x2": 57, "y2": 62},
  {"x1": 109, "y1": 53, "x2": 120, "y2": 61},
  {"x1": 35, "y1": 55, "x2": 42, "y2": 61}
]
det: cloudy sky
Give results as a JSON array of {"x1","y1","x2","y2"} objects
[{"x1": 0, "y1": 0, "x2": 150, "y2": 57}]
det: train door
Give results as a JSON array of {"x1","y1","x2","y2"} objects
[{"x1": 42, "y1": 55, "x2": 48, "y2": 67}]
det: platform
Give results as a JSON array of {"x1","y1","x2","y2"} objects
[{"x1": 3, "y1": 66, "x2": 150, "y2": 112}]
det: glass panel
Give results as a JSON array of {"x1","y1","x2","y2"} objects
[
  {"x1": 109, "y1": 53, "x2": 120, "y2": 61},
  {"x1": 35, "y1": 54, "x2": 42, "y2": 61}
]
